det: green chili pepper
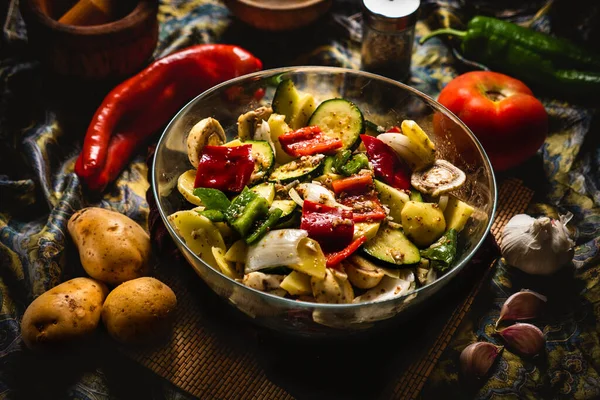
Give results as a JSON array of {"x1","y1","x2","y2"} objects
[
  {"x1": 224, "y1": 187, "x2": 269, "y2": 237},
  {"x1": 193, "y1": 187, "x2": 231, "y2": 211},
  {"x1": 245, "y1": 208, "x2": 283, "y2": 244},
  {"x1": 197, "y1": 209, "x2": 226, "y2": 222},
  {"x1": 420, "y1": 16, "x2": 600, "y2": 96},
  {"x1": 333, "y1": 150, "x2": 353, "y2": 172},
  {"x1": 340, "y1": 153, "x2": 370, "y2": 176}
]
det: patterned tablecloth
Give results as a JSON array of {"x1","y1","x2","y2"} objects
[{"x1": 1, "y1": 0, "x2": 599, "y2": 399}]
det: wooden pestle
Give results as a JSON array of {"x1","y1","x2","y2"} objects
[{"x1": 58, "y1": 0, "x2": 117, "y2": 26}]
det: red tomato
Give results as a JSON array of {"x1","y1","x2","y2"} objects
[{"x1": 436, "y1": 71, "x2": 548, "y2": 172}]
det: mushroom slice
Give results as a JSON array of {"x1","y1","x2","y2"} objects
[
  {"x1": 411, "y1": 159, "x2": 466, "y2": 197},
  {"x1": 311, "y1": 268, "x2": 354, "y2": 304},
  {"x1": 344, "y1": 255, "x2": 384, "y2": 289},
  {"x1": 242, "y1": 272, "x2": 285, "y2": 291},
  {"x1": 237, "y1": 106, "x2": 273, "y2": 140},
  {"x1": 187, "y1": 117, "x2": 226, "y2": 168}
]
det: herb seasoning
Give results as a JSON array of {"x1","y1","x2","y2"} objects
[{"x1": 361, "y1": 0, "x2": 420, "y2": 82}]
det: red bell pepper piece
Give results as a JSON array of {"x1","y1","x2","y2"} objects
[
  {"x1": 75, "y1": 44, "x2": 262, "y2": 190},
  {"x1": 325, "y1": 236, "x2": 367, "y2": 268},
  {"x1": 279, "y1": 126, "x2": 343, "y2": 157},
  {"x1": 193, "y1": 145, "x2": 254, "y2": 193},
  {"x1": 387, "y1": 126, "x2": 402, "y2": 133},
  {"x1": 332, "y1": 174, "x2": 374, "y2": 195},
  {"x1": 338, "y1": 192, "x2": 387, "y2": 222},
  {"x1": 300, "y1": 200, "x2": 354, "y2": 251},
  {"x1": 360, "y1": 134, "x2": 411, "y2": 190}
]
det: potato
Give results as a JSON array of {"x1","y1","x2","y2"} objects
[
  {"x1": 68, "y1": 207, "x2": 151, "y2": 285},
  {"x1": 21, "y1": 277, "x2": 109, "y2": 351},
  {"x1": 101, "y1": 277, "x2": 177, "y2": 345},
  {"x1": 401, "y1": 201, "x2": 446, "y2": 247}
]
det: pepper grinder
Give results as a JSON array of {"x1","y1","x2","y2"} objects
[{"x1": 361, "y1": 0, "x2": 420, "y2": 82}]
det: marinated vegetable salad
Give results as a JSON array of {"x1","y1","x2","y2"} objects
[{"x1": 168, "y1": 80, "x2": 475, "y2": 305}]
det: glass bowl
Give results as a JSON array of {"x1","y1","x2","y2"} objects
[{"x1": 152, "y1": 67, "x2": 497, "y2": 337}]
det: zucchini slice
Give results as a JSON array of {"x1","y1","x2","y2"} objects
[
  {"x1": 225, "y1": 139, "x2": 274, "y2": 184},
  {"x1": 268, "y1": 154, "x2": 325, "y2": 183},
  {"x1": 308, "y1": 98, "x2": 364, "y2": 149},
  {"x1": 362, "y1": 225, "x2": 420, "y2": 267},
  {"x1": 272, "y1": 79, "x2": 316, "y2": 129},
  {"x1": 270, "y1": 199, "x2": 297, "y2": 218}
]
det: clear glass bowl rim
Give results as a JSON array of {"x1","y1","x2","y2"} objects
[{"x1": 152, "y1": 65, "x2": 498, "y2": 311}]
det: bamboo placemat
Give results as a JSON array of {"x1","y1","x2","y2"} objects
[
  {"x1": 124, "y1": 178, "x2": 532, "y2": 400},
  {"x1": 392, "y1": 177, "x2": 534, "y2": 399}
]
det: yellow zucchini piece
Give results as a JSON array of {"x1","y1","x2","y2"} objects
[
  {"x1": 280, "y1": 271, "x2": 312, "y2": 296},
  {"x1": 290, "y1": 238, "x2": 326, "y2": 279},
  {"x1": 289, "y1": 93, "x2": 316, "y2": 130},
  {"x1": 268, "y1": 114, "x2": 296, "y2": 164},
  {"x1": 400, "y1": 120, "x2": 436, "y2": 165},
  {"x1": 224, "y1": 239, "x2": 248, "y2": 263},
  {"x1": 400, "y1": 201, "x2": 446, "y2": 247},
  {"x1": 168, "y1": 211, "x2": 225, "y2": 270},
  {"x1": 444, "y1": 196, "x2": 474, "y2": 232},
  {"x1": 212, "y1": 247, "x2": 240, "y2": 279},
  {"x1": 353, "y1": 222, "x2": 381, "y2": 241},
  {"x1": 373, "y1": 179, "x2": 409, "y2": 222},
  {"x1": 223, "y1": 139, "x2": 243, "y2": 147},
  {"x1": 177, "y1": 170, "x2": 202, "y2": 206}
]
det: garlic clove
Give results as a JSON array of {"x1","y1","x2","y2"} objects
[
  {"x1": 497, "y1": 323, "x2": 545, "y2": 357},
  {"x1": 496, "y1": 290, "x2": 547, "y2": 328},
  {"x1": 460, "y1": 342, "x2": 503, "y2": 379}
]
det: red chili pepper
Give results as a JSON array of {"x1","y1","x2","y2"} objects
[
  {"x1": 279, "y1": 126, "x2": 343, "y2": 157},
  {"x1": 387, "y1": 126, "x2": 402, "y2": 133},
  {"x1": 338, "y1": 192, "x2": 387, "y2": 222},
  {"x1": 360, "y1": 134, "x2": 411, "y2": 190},
  {"x1": 325, "y1": 236, "x2": 367, "y2": 268},
  {"x1": 331, "y1": 174, "x2": 374, "y2": 195},
  {"x1": 75, "y1": 44, "x2": 262, "y2": 190},
  {"x1": 193, "y1": 145, "x2": 254, "y2": 193},
  {"x1": 300, "y1": 200, "x2": 354, "y2": 251}
]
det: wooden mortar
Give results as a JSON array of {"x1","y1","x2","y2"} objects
[{"x1": 20, "y1": 0, "x2": 159, "y2": 81}]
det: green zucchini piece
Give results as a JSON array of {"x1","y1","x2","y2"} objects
[
  {"x1": 251, "y1": 182, "x2": 275, "y2": 205},
  {"x1": 268, "y1": 154, "x2": 325, "y2": 183},
  {"x1": 274, "y1": 211, "x2": 301, "y2": 229},
  {"x1": 270, "y1": 200, "x2": 297, "y2": 218},
  {"x1": 362, "y1": 225, "x2": 420, "y2": 267},
  {"x1": 410, "y1": 189, "x2": 423, "y2": 202},
  {"x1": 245, "y1": 140, "x2": 274, "y2": 183},
  {"x1": 364, "y1": 120, "x2": 384, "y2": 136},
  {"x1": 308, "y1": 98, "x2": 364, "y2": 149}
]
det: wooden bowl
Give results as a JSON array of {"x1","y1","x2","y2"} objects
[
  {"x1": 20, "y1": 0, "x2": 159, "y2": 81},
  {"x1": 224, "y1": 0, "x2": 333, "y2": 31}
]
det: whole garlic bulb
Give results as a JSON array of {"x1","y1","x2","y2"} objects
[{"x1": 500, "y1": 213, "x2": 574, "y2": 275}]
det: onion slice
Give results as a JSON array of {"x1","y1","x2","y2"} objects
[
  {"x1": 245, "y1": 229, "x2": 308, "y2": 273},
  {"x1": 438, "y1": 195, "x2": 449, "y2": 212},
  {"x1": 353, "y1": 270, "x2": 415, "y2": 303},
  {"x1": 254, "y1": 120, "x2": 276, "y2": 155},
  {"x1": 296, "y1": 183, "x2": 352, "y2": 210},
  {"x1": 377, "y1": 133, "x2": 428, "y2": 170}
]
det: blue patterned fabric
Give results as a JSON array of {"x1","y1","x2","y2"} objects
[{"x1": 1, "y1": 0, "x2": 599, "y2": 398}]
